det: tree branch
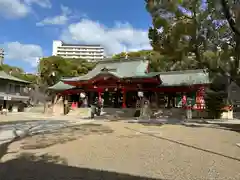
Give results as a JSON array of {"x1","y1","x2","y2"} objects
[{"x1": 221, "y1": 0, "x2": 240, "y2": 36}]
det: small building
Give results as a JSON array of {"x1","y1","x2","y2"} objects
[
  {"x1": 48, "y1": 81, "x2": 74, "y2": 92},
  {"x1": 0, "y1": 71, "x2": 31, "y2": 112}
]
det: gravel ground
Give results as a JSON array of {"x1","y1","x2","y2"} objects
[{"x1": 1, "y1": 121, "x2": 240, "y2": 180}]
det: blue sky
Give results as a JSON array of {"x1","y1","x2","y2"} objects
[{"x1": 0, "y1": 0, "x2": 152, "y2": 72}]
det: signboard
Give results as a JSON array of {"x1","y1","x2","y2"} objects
[{"x1": 3, "y1": 96, "x2": 11, "y2": 100}]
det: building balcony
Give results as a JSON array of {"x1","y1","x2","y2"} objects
[{"x1": 57, "y1": 48, "x2": 104, "y2": 52}]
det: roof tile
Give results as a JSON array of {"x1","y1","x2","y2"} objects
[
  {"x1": 159, "y1": 69, "x2": 210, "y2": 86},
  {"x1": 0, "y1": 71, "x2": 30, "y2": 83}
]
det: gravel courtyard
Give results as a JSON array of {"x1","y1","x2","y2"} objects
[{"x1": 1, "y1": 121, "x2": 240, "y2": 180}]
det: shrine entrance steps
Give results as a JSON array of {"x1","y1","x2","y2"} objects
[
  {"x1": 99, "y1": 108, "x2": 136, "y2": 120},
  {"x1": 49, "y1": 106, "x2": 190, "y2": 121},
  {"x1": 151, "y1": 108, "x2": 186, "y2": 120},
  {"x1": 65, "y1": 108, "x2": 187, "y2": 121},
  {"x1": 66, "y1": 108, "x2": 136, "y2": 120}
]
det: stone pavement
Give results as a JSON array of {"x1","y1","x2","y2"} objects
[
  {"x1": 205, "y1": 119, "x2": 240, "y2": 124},
  {"x1": 0, "y1": 112, "x2": 94, "y2": 145}
]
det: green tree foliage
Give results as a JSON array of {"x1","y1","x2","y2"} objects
[
  {"x1": 39, "y1": 56, "x2": 96, "y2": 86},
  {"x1": 113, "y1": 50, "x2": 151, "y2": 59},
  {"x1": 112, "y1": 49, "x2": 200, "y2": 71},
  {"x1": 145, "y1": 0, "x2": 240, "y2": 79},
  {"x1": 0, "y1": 64, "x2": 37, "y2": 83},
  {"x1": 113, "y1": 50, "x2": 166, "y2": 71},
  {"x1": 205, "y1": 89, "x2": 226, "y2": 119},
  {"x1": 0, "y1": 64, "x2": 24, "y2": 73},
  {"x1": 145, "y1": 0, "x2": 240, "y2": 111}
]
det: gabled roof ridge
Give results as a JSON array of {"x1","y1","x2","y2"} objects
[
  {"x1": 48, "y1": 81, "x2": 74, "y2": 90},
  {"x1": 98, "y1": 58, "x2": 148, "y2": 64},
  {"x1": 158, "y1": 69, "x2": 207, "y2": 75},
  {"x1": 0, "y1": 71, "x2": 30, "y2": 83}
]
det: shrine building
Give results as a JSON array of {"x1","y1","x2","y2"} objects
[{"x1": 49, "y1": 58, "x2": 210, "y2": 110}]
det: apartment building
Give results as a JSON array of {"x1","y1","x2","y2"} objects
[
  {"x1": 0, "y1": 48, "x2": 4, "y2": 65},
  {"x1": 52, "y1": 40, "x2": 104, "y2": 62}
]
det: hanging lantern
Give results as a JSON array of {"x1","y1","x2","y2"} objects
[
  {"x1": 80, "y1": 92, "x2": 86, "y2": 98},
  {"x1": 138, "y1": 91, "x2": 144, "y2": 97}
]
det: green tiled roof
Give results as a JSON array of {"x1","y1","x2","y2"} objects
[
  {"x1": 127, "y1": 72, "x2": 161, "y2": 79},
  {"x1": 159, "y1": 69, "x2": 210, "y2": 86},
  {"x1": 0, "y1": 71, "x2": 30, "y2": 83},
  {"x1": 48, "y1": 81, "x2": 74, "y2": 90},
  {"x1": 63, "y1": 58, "x2": 152, "y2": 82}
]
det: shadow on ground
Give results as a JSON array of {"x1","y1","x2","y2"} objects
[
  {"x1": 0, "y1": 119, "x2": 69, "y2": 132},
  {"x1": 21, "y1": 123, "x2": 113, "y2": 150},
  {"x1": 183, "y1": 122, "x2": 240, "y2": 133},
  {"x1": 0, "y1": 153, "x2": 165, "y2": 180},
  {"x1": 0, "y1": 123, "x2": 113, "y2": 162},
  {"x1": 130, "y1": 118, "x2": 240, "y2": 133}
]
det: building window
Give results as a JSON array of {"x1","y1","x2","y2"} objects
[{"x1": 15, "y1": 85, "x2": 20, "y2": 93}]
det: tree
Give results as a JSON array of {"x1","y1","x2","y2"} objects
[
  {"x1": 39, "y1": 56, "x2": 96, "y2": 86},
  {"x1": 113, "y1": 49, "x2": 200, "y2": 71},
  {"x1": 145, "y1": 0, "x2": 240, "y2": 113},
  {"x1": 145, "y1": 0, "x2": 240, "y2": 81},
  {"x1": 113, "y1": 50, "x2": 171, "y2": 71},
  {"x1": 0, "y1": 64, "x2": 38, "y2": 83}
]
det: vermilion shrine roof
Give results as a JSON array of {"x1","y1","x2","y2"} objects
[{"x1": 49, "y1": 58, "x2": 210, "y2": 91}]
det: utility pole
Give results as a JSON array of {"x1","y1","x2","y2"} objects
[{"x1": 0, "y1": 48, "x2": 4, "y2": 65}]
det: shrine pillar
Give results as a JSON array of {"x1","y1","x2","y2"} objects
[
  {"x1": 97, "y1": 88, "x2": 103, "y2": 104},
  {"x1": 89, "y1": 91, "x2": 94, "y2": 105},
  {"x1": 122, "y1": 87, "x2": 127, "y2": 108}
]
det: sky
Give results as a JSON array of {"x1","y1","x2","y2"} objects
[{"x1": 0, "y1": 0, "x2": 153, "y2": 72}]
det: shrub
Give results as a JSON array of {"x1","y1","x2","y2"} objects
[{"x1": 204, "y1": 89, "x2": 227, "y2": 119}]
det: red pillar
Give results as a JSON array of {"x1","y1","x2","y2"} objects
[
  {"x1": 97, "y1": 88, "x2": 102, "y2": 104},
  {"x1": 122, "y1": 87, "x2": 126, "y2": 108},
  {"x1": 97, "y1": 88, "x2": 103, "y2": 103}
]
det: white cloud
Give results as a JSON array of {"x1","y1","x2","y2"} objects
[
  {"x1": 0, "y1": 0, "x2": 30, "y2": 18},
  {"x1": 36, "y1": 15, "x2": 69, "y2": 26},
  {"x1": 60, "y1": 19, "x2": 152, "y2": 55},
  {"x1": 3, "y1": 42, "x2": 43, "y2": 67},
  {"x1": 0, "y1": 0, "x2": 51, "y2": 19},
  {"x1": 36, "y1": 5, "x2": 72, "y2": 26}
]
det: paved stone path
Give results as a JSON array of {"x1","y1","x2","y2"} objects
[{"x1": 0, "y1": 112, "x2": 94, "y2": 145}]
